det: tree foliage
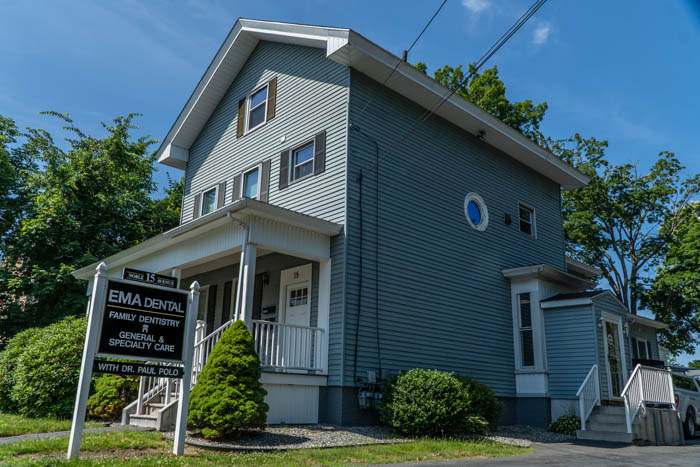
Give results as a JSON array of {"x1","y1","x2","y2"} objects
[
  {"x1": 0, "y1": 113, "x2": 182, "y2": 344},
  {"x1": 643, "y1": 203, "x2": 700, "y2": 353},
  {"x1": 414, "y1": 62, "x2": 548, "y2": 144},
  {"x1": 188, "y1": 321, "x2": 268, "y2": 440}
]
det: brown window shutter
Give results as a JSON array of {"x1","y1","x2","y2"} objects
[
  {"x1": 314, "y1": 130, "x2": 326, "y2": 175},
  {"x1": 260, "y1": 159, "x2": 271, "y2": 202},
  {"x1": 231, "y1": 174, "x2": 242, "y2": 202},
  {"x1": 237, "y1": 98, "x2": 246, "y2": 137},
  {"x1": 193, "y1": 193, "x2": 201, "y2": 219},
  {"x1": 217, "y1": 181, "x2": 226, "y2": 209},
  {"x1": 266, "y1": 77, "x2": 277, "y2": 121},
  {"x1": 279, "y1": 150, "x2": 290, "y2": 190}
]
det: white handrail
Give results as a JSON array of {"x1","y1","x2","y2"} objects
[
  {"x1": 576, "y1": 364, "x2": 600, "y2": 430},
  {"x1": 252, "y1": 320, "x2": 325, "y2": 372},
  {"x1": 621, "y1": 364, "x2": 675, "y2": 433}
]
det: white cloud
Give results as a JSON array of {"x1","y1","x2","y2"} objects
[
  {"x1": 532, "y1": 23, "x2": 551, "y2": 45},
  {"x1": 462, "y1": 0, "x2": 490, "y2": 13}
]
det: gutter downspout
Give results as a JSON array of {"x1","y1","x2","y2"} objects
[{"x1": 228, "y1": 213, "x2": 248, "y2": 323}]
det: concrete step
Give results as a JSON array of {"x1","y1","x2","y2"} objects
[
  {"x1": 596, "y1": 405, "x2": 626, "y2": 416},
  {"x1": 586, "y1": 420, "x2": 629, "y2": 433},
  {"x1": 129, "y1": 414, "x2": 158, "y2": 429},
  {"x1": 576, "y1": 429, "x2": 633, "y2": 443},
  {"x1": 588, "y1": 413, "x2": 626, "y2": 425}
]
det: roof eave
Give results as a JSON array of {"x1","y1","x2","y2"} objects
[{"x1": 502, "y1": 264, "x2": 596, "y2": 290}]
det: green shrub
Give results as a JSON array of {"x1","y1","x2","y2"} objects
[
  {"x1": 0, "y1": 326, "x2": 42, "y2": 413},
  {"x1": 188, "y1": 321, "x2": 268, "y2": 440},
  {"x1": 87, "y1": 374, "x2": 138, "y2": 420},
  {"x1": 9, "y1": 316, "x2": 87, "y2": 418},
  {"x1": 378, "y1": 369, "x2": 478, "y2": 438},
  {"x1": 457, "y1": 376, "x2": 504, "y2": 429},
  {"x1": 548, "y1": 414, "x2": 580, "y2": 436}
]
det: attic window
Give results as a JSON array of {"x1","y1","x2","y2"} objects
[{"x1": 247, "y1": 85, "x2": 268, "y2": 131}]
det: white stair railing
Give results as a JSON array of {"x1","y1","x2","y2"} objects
[
  {"x1": 576, "y1": 364, "x2": 600, "y2": 430},
  {"x1": 252, "y1": 320, "x2": 325, "y2": 372},
  {"x1": 621, "y1": 364, "x2": 675, "y2": 433}
]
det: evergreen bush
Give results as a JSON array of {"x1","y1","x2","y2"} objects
[
  {"x1": 378, "y1": 369, "x2": 478, "y2": 437},
  {"x1": 188, "y1": 321, "x2": 268, "y2": 440},
  {"x1": 548, "y1": 414, "x2": 580, "y2": 436},
  {"x1": 8, "y1": 316, "x2": 87, "y2": 418},
  {"x1": 456, "y1": 375, "x2": 504, "y2": 429},
  {"x1": 0, "y1": 326, "x2": 41, "y2": 413},
  {"x1": 87, "y1": 374, "x2": 138, "y2": 420}
]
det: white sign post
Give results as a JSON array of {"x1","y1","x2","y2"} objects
[{"x1": 67, "y1": 263, "x2": 198, "y2": 459}]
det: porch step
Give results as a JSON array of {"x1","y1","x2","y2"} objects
[
  {"x1": 595, "y1": 405, "x2": 626, "y2": 416},
  {"x1": 128, "y1": 414, "x2": 158, "y2": 429},
  {"x1": 586, "y1": 420, "x2": 628, "y2": 433},
  {"x1": 576, "y1": 429, "x2": 634, "y2": 443}
]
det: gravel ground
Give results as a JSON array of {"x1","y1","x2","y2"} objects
[{"x1": 168, "y1": 424, "x2": 571, "y2": 451}]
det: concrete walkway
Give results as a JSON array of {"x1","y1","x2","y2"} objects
[
  {"x1": 366, "y1": 438, "x2": 700, "y2": 467},
  {"x1": 0, "y1": 425, "x2": 153, "y2": 445}
]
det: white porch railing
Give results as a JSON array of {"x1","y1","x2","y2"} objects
[
  {"x1": 621, "y1": 364, "x2": 675, "y2": 433},
  {"x1": 253, "y1": 320, "x2": 326, "y2": 372},
  {"x1": 576, "y1": 364, "x2": 600, "y2": 430}
]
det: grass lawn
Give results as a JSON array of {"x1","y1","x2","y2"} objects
[
  {"x1": 0, "y1": 413, "x2": 104, "y2": 437},
  {"x1": 0, "y1": 430, "x2": 532, "y2": 466}
]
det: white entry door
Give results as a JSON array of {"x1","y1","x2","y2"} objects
[{"x1": 279, "y1": 264, "x2": 312, "y2": 327}]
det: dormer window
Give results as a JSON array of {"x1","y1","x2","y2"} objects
[
  {"x1": 201, "y1": 186, "x2": 218, "y2": 215},
  {"x1": 247, "y1": 85, "x2": 268, "y2": 132}
]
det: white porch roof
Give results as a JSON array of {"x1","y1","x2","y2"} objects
[
  {"x1": 72, "y1": 198, "x2": 342, "y2": 281},
  {"x1": 156, "y1": 19, "x2": 589, "y2": 190}
]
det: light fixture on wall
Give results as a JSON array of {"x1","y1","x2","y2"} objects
[{"x1": 623, "y1": 323, "x2": 629, "y2": 335}]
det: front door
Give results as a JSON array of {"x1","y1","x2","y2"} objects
[
  {"x1": 604, "y1": 321, "x2": 624, "y2": 397},
  {"x1": 279, "y1": 265, "x2": 312, "y2": 327}
]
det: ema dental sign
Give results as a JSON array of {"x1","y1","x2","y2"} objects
[{"x1": 97, "y1": 279, "x2": 189, "y2": 362}]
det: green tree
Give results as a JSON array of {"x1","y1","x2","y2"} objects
[
  {"x1": 643, "y1": 203, "x2": 700, "y2": 353},
  {"x1": 188, "y1": 321, "x2": 268, "y2": 440},
  {"x1": 0, "y1": 112, "x2": 181, "y2": 343},
  {"x1": 415, "y1": 62, "x2": 548, "y2": 144},
  {"x1": 689, "y1": 360, "x2": 700, "y2": 369},
  {"x1": 556, "y1": 137, "x2": 700, "y2": 315}
]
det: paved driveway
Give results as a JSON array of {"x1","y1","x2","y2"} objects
[{"x1": 366, "y1": 438, "x2": 700, "y2": 467}]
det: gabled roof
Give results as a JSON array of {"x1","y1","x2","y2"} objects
[{"x1": 156, "y1": 19, "x2": 589, "y2": 190}]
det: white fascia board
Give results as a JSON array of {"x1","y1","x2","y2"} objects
[
  {"x1": 342, "y1": 31, "x2": 590, "y2": 190},
  {"x1": 566, "y1": 257, "x2": 602, "y2": 278},
  {"x1": 627, "y1": 313, "x2": 668, "y2": 330},
  {"x1": 502, "y1": 264, "x2": 596, "y2": 290},
  {"x1": 540, "y1": 298, "x2": 595, "y2": 309}
]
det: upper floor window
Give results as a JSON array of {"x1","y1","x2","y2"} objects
[
  {"x1": 464, "y1": 193, "x2": 489, "y2": 231},
  {"x1": 242, "y1": 166, "x2": 260, "y2": 199},
  {"x1": 292, "y1": 142, "x2": 315, "y2": 181},
  {"x1": 518, "y1": 292, "x2": 535, "y2": 367},
  {"x1": 519, "y1": 203, "x2": 535, "y2": 236},
  {"x1": 201, "y1": 186, "x2": 218, "y2": 215},
  {"x1": 247, "y1": 85, "x2": 268, "y2": 131}
]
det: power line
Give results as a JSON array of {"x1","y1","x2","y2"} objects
[
  {"x1": 355, "y1": 0, "x2": 447, "y2": 122},
  {"x1": 362, "y1": 0, "x2": 549, "y2": 173}
]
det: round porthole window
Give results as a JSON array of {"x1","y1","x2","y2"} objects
[{"x1": 464, "y1": 193, "x2": 488, "y2": 231}]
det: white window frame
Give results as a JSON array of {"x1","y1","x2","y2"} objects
[
  {"x1": 245, "y1": 83, "x2": 269, "y2": 133},
  {"x1": 464, "y1": 192, "x2": 489, "y2": 231},
  {"x1": 200, "y1": 185, "x2": 219, "y2": 216},
  {"x1": 289, "y1": 140, "x2": 315, "y2": 183},
  {"x1": 240, "y1": 164, "x2": 262, "y2": 199},
  {"x1": 635, "y1": 337, "x2": 649, "y2": 360},
  {"x1": 517, "y1": 292, "x2": 536, "y2": 368},
  {"x1": 518, "y1": 202, "x2": 536, "y2": 238}
]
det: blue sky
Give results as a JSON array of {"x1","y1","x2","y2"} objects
[{"x1": 3, "y1": 1, "x2": 700, "y2": 362}]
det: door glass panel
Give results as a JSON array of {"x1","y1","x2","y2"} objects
[
  {"x1": 288, "y1": 286, "x2": 309, "y2": 307},
  {"x1": 606, "y1": 321, "x2": 623, "y2": 396}
]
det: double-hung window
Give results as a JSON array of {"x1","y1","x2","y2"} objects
[
  {"x1": 201, "y1": 186, "x2": 218, "y2": 215},
  {"x1": 518, "y1": 293, "x2": 535, "y2": 367},
  {"x1": 291, "y1": 142, "x2": 314, "y2": 181},
  {"x1": 519, "y1": 204, "x2": 535, "y2": 236},
  {"x1": 242, "y1": 166, "x2": 261, "y2": 199},
  {"x1": 247, "y1": 85, "x2": 268, "y2": 132},
  {"x1": 633, "y1": 338, "x2": 652, "y2": 360}
]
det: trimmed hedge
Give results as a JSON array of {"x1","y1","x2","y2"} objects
[
  {"x1": 378, "y1": 369, "x2": 489, "y2": 437},
  {"x1": 0, "y1": 316, "x2": 87, "y2": 418},
  {"x1": 188, "y1": 321, "x2": 268, "y2": 440},
  {"x1": 87, "y1": 374, "x2": 139, "y2": 420}
]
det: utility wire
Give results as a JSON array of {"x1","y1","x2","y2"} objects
[
  {"x1": 355, "y1": 0, "x2": 447, "y2": 122},
  {"x1": 361, "y1": 0, "x2": 549, "y2": 173}
]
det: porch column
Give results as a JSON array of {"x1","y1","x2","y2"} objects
[{"x1": 234, "y1": 242, "x2": 257, "y2": 331}]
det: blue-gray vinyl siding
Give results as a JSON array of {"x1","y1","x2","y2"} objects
[
  {"x1": 629, "y1": 324, "x2": 660, "y2": 361},
  {"x1": 183, "y1": 41, "x2": 349, "y2": 225},
  {"x1": 544, "y1": 305, "x2": 597, "y2": 399},
  {"x1": 593, "y1": 293, "x2": 632, "y2": 400},
  {"x1": 343, "y1": 70, "x2": 568, "y2": 396}
]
